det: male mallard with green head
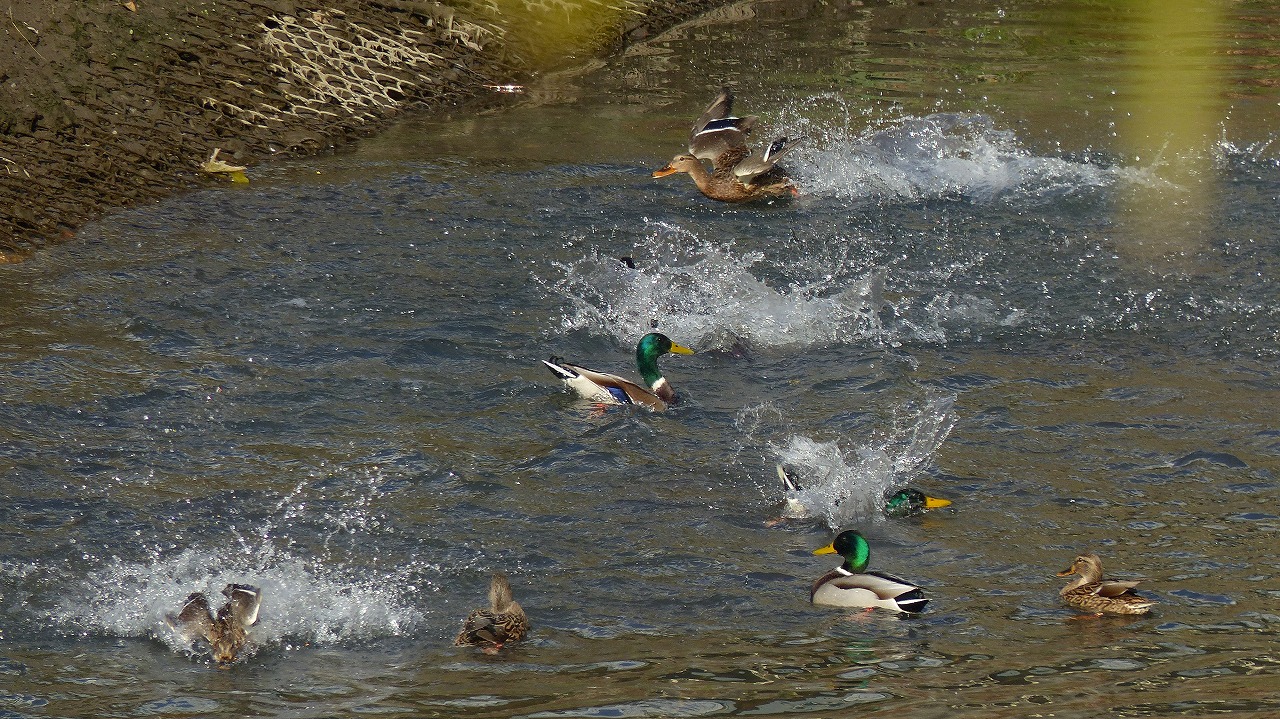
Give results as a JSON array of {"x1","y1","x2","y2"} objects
[
  {"x1": 883, "y1": 488, "x2": 954, "y2": 518},
  {"x1": 811, "y1": 529, "x2": 928, "y2": 614},
  {"x1": 774, "y1": 465, "x2": 952, "y2": 522},
  {"x1": 543, "y1": 332, "x2": 694, "y2": 411},
  {"x1": 455, "y1": 572, "x2": 529, "y2": 653},
  {"x1": 1057, "y1": 553, "x2": 1155, "y2": 615},
  {"x1": 165, "y1": 583, "x2": 262, "y2": 665},
  {"x1": 653, "y1": 88, "x2": 804, "y2": 203}
]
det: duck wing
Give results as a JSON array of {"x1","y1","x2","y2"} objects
[
  {"x1": 694, "y1": 88, "x2": 732, "y2": 128},
  {"x1": 165, "y1": 592, "x2": 215, "y2": 642},
  {"x1": 219, "y1": 584, "x2": 262, "y2": 627},
  {"x1": 732, "y1": 136, "x2": 805, "y2": 184},
  {"x1": 542, "y1": 359, "x2": 667, "y2": 410},
  {"x1": 689, "y1": 88, "x2": 756, "y2": 162},
  {"x1": 1095, "y1": 579, "x2": 1144, "y2": 597},
  {"x1": 455, "y1": 606, "x2": 530, "y2": 647},
  {"x1": 690, "y1": 119, "x2": 755, "y2": 163}
]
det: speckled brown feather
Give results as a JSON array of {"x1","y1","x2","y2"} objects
[
  {"x1": 455, "y1": 573, "x2": 529, "y2": 651},
  {"x1": 165, "y1": 583, "x2": 262, "y2": 664},
  {"x1": 1057, "y1": 553, "x2": 1155, "y2": 615}
]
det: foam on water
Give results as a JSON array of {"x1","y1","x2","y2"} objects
[{"x1": 765, "y1": 394, "x2": 957, "y2": 530}]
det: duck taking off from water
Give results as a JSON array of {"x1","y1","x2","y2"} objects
[
  {"x1": 542, "y1": 332, "x2": 694, "y2": 411},
  {"x1": 653, "y1": 87, "x2": 804, "y2": 202},
  {"x1": 454, "y1": 572, "x2": 529, "y2": 653},
  {"x1": 165, "y1": 583, "x2": 262, "y2": 665},
  {"x1": 1057, "y1": 553, "x2": 1155, "y2": 615},
  {"x1": 811, "y1": 530, "x2": 928, "y2": 614}
]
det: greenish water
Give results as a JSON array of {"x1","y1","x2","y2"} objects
[{"x1": 2, "y1": 1, "x2": 1279, "y2": 717}]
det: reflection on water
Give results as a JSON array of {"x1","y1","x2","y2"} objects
[
  {"x1": 1115, "y1": 0, "x2": 1228, "y2": 262},
  {"x1": 3, "y1": 0, "x2": 1280, "y2": 717}
]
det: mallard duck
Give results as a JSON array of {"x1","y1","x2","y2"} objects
[
  {"x1": 165, "y1": 583, "x2": 262, "y2": 665},
  {"x1": 811, "y1": 529, "x2": 928, "y2": 614},
  {"x1": 653, "y1": 87, "x2": 804, "y2": 202},
  {"x1": 884, "y1": 488, "x2": 953, "y2": 517},
  {"x1": 1057, "y1": 553, "x2": 1155, "y2": 615},
  {"x1": 542, "y1": 332, "x2": 694, "y2": 411},
  {"x1": 454, "y1": 572, "x2": 529, "y2": 653},
  {"x1": 775, "y1": 465, "x2": 952, "y2": 520}
]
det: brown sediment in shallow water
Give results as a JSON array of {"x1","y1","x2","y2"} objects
[{"x1": 0, "y1": 0, "x2": 726, "y2": 262}]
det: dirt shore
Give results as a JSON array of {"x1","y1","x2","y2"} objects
[{"x1": 0, "y1": 0, "x2": 724, "y2": 261}]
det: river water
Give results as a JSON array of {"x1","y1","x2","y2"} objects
[{"x1": 3, "y1": 1, "x2": 1279, "y2": 717}]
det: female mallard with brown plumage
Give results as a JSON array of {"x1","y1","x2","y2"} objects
[
  {"x1": 455, "y1": 572, "x2": 529, "y2": 653},
  {"x1": 653, "y1": 88, "x2": 804, "y2": 202},
  {"x1": 1057, "y1": 553, "x2": 1155, "y2": 615},
  {"x1": 165, "y1": 583, "x2": 262, "y2": 665}
]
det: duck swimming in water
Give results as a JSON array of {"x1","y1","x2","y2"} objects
[
  {"x1": 455, "y1": 572, "x2": 529, "y2": 653},
  {"x1": 653, "y1": 87, "x2": 804, "y2": 202},
  {"x1": 774, "y1": 464, "x2": 952, "y2": 523},
  {"x1": 543, "y1": 332, "x2": 694, "y2": 412},
  {"x1": 165, "y1": 583, "x2": 262, "y2": 665},
  {"x1": 1057, "y1": 553, "x2": 1155, "y2": 616},
  {"x1": 811, "y1": 529, "x2": 928, "y2": 614}
]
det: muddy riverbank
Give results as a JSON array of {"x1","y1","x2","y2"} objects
[{"x1": 0, "y1": 0, "x2": 725, "y2": 261}]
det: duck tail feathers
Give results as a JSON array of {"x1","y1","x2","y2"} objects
[
  {"x1": 543, "y1": 358, "x2": 577, "y2": 380},
  {"x1": 894, "y1": 589, "x2": 929, "y2": 614}
]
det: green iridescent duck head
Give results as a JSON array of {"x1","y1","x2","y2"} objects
[
  {"x1": 884, "y1": 488, "x2": 953, "y2": 518},
  {"x1": 634, "y1": 332, "x2": 694, "y2": 386},
  {"x1": 813, "y1": 529, "x2": 872, "y2": 573}
]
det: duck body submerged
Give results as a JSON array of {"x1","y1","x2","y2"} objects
[
  {"x1": 776, "y1": 464, "x2": 952, "y2": 522},
  {"x1": 455, "y1": 572, "x2": 529, "y2": 653}
]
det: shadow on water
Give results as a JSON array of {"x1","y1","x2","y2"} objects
[{"x1": 3, "y1": 0, "x2": 1280, "y2": 717}]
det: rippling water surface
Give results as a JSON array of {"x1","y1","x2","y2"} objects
[{"x1": 3, "y1": 1, "x2": 1279, "y2": 717}]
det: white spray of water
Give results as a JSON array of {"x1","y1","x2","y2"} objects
[
  {"x1": 540, "y1": 223, "x2": 885, "y2": 351},
  {"x1": 766, "y1": 394, "x2": 958, "y2": 530},
  {"x1": 776, "y1": 100, "x2": 1125, "y2": 203},
  {"x1": 539, "y1": 108, "x2": 1177, "y2": 351},
  {"x1": 60, "y1": 544, "x2": 427, "y2": 657},
  {"x1": 54, "y1": 474, "x2": 434, "y2": 660}
]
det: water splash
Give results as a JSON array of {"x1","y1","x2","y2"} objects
[
  {"x1": 778, "y1": 101, "x2": 1124, "y2": 203},
  {"x1": 60, "y1": 545, "x2": 427, "y2": 657},
  {"x1": 538, "y1": 222, "x2": 885, "y2": 351},
  {"x1": 538, "y1": 221, "x2": 1035, "y2": 351},
  {"x1": 765, "y1": 394, "x2": 957, "y2": 530},
  {"x1": 52, "y1": 471, "x2": 432, "y2": 659}
]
